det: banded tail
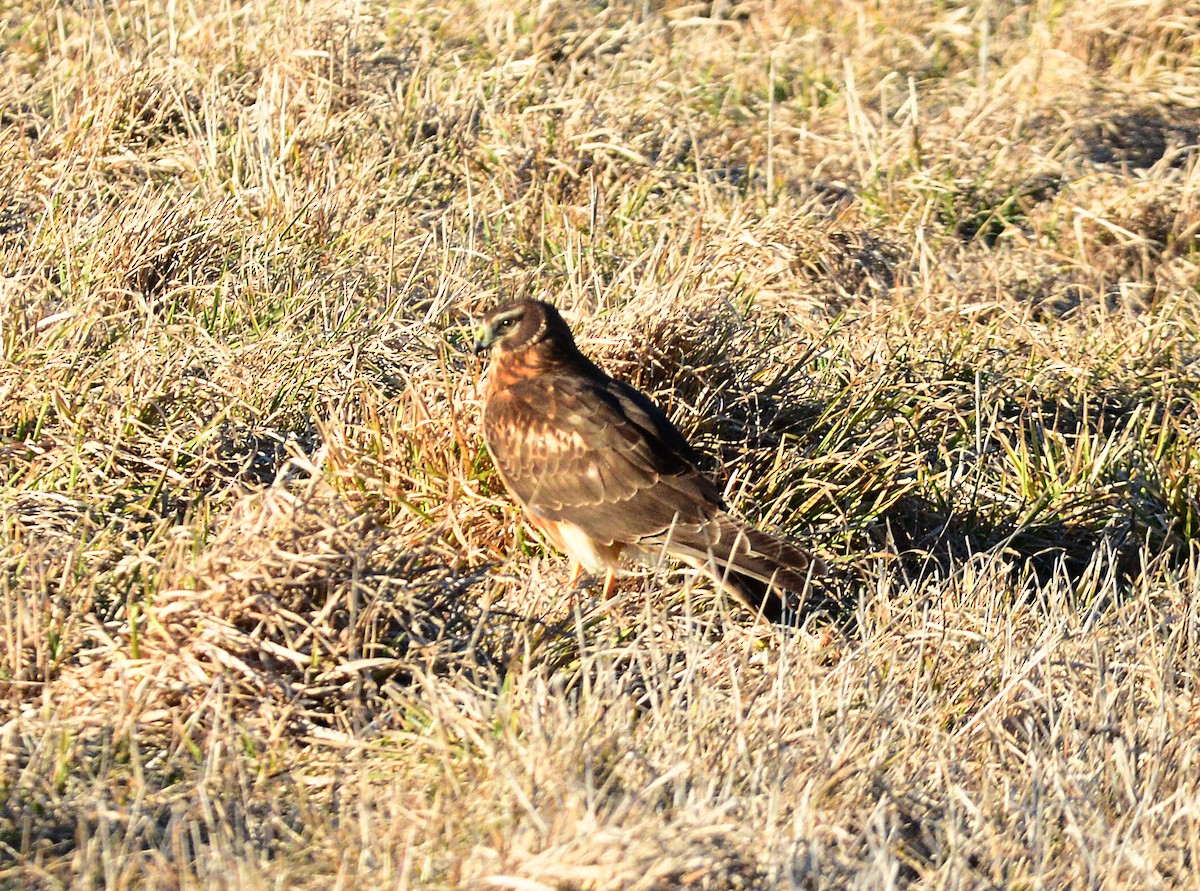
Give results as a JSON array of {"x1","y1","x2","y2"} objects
[{"x1": 660, "y1": 514, "x2": 827, "y2": 623}]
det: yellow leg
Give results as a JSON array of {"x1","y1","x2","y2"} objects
[
  {"x1": 601, "y1": 568, "x2": 617, "y2": 600},
  {"x1": 567, "y1": 559, "x2": 583, "y2": 587}
]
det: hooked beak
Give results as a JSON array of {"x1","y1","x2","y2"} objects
[{"x1": 472, "y1": 322, "x2": 495, "y2": 355}]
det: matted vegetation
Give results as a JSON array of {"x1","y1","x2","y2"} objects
[{"x1": 2, "y1": 0, "x2": 1200, "y2": 887}]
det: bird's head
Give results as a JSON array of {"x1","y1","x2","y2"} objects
[{"x1": 473, "y1": 299, "x2": 575, "y2": 357}]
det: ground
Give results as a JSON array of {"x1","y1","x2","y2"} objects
[{"x1": 2, "y1": 0, "x2": 1200, "y2": 888}]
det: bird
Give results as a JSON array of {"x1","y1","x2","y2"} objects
[{"x1": 473, "y1": 298, "x2": 826, "y2": 623}]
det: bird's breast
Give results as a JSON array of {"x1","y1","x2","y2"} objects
[{"x1": 486, "y1": 347, "x2": 551, "y2": 395}]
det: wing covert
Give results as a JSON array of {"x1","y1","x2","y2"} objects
[{"x1": 483, "y1": 371, "x2": 720, "y2": 546}]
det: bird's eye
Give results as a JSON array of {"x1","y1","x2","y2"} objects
[{"x1": 497, "y1": 317, "x2": 518, "y2": 332}]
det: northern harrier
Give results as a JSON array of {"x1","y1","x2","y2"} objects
[{"x1": 474, "y1": 299, "x2": 825, "y2": 622}]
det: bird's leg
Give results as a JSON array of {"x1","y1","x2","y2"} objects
[
  {"x1": 601, "y1": 568, "x2": 617, "y2": 600},
  {"x1": 566, "y1": 558, "x2": 588, "y2": 613}
]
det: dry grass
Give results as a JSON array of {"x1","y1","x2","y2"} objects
[{"x1": 3, "y1": 0, "x2": 1200, "y2": 887}]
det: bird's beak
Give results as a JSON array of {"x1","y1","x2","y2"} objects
[{"x1": 472, "y1": 322, "x2": 495, "y2": 355}]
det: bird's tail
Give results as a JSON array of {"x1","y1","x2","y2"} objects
[{"x1": 662, "y1": 513, "x2": 828, "y2": 623}]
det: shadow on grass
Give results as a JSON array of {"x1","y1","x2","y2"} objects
[{"x1": 877, "y1": 492, "x2": 1136, "y2": 586}]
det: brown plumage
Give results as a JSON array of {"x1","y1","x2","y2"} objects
[{"x1": 473, "y1": 299, "x2": 825, "y2": 622}]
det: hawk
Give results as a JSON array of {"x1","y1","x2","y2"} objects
[{"x1": 473, "y1": 299, "x2": 826, "y2": 622}]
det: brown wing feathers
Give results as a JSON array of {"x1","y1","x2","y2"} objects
[{"x1": 486, "y1": 372, "x2": 713, "y2": 544}]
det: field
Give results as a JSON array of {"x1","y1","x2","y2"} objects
[{"x1": 3, "y1": 0, "x2": 1200, "y2": 887}]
